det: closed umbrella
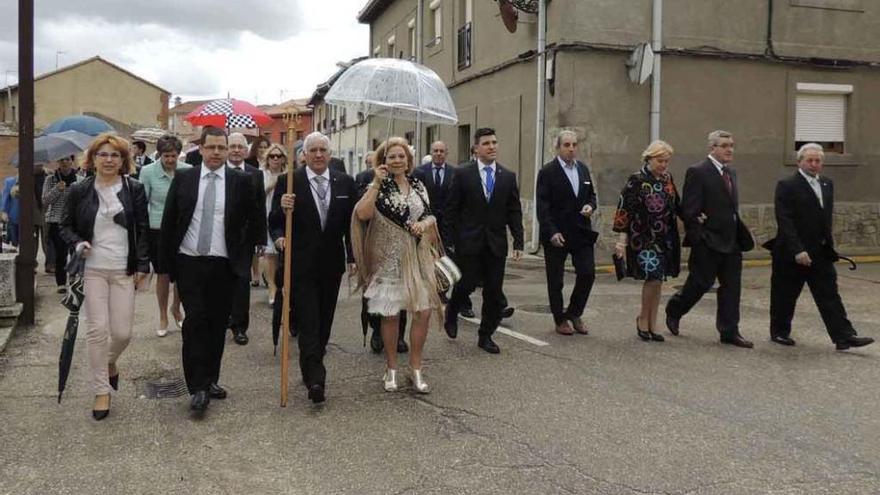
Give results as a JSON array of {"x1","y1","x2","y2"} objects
[
  {"x1": 43, "y1": 115, "x2": 114, "y2": 136},
  {"x1": 10, "y1": 130, "x2": 93, "y2": 166},
  {"x1": 57, "y1": 250, "x2": 86, "y2": 403}
]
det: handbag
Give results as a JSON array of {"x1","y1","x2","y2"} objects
[{"x1": 434, "y1": 251, "x2": 461, "y2": 293}]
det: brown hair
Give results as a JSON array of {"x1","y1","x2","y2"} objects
[
  {"x1": 83, "y1": 133, "x2": 135, "y2": 175},
  {"x1": 248, "y1": 135, "x2": 272, "y2": 162},
  {"x1": 374, "y1": 137, "x2": 414, "y2": 174}
]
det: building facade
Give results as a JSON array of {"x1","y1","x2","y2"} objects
[
  {"x1": 359, "y1": 0, "x2": 880, "y2": 252},
  {"x1": 259, "y1": 99, "x2": 313, "y2": 159}
]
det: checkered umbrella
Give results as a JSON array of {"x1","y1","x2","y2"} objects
[{"x1": 184, "y1": 98, "x2": 272, "y2": 129}]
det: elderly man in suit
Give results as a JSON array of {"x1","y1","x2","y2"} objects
[
  {"x1": 536, "y1": 130, "x2": 598, "y2": 335},
  {"x1": 443, "y1": 128, "x2": 524, "y2": 354},
  {"x1": 269, "y1": 132, "x2": 357, "y2": 404},
  {"x1": 160, "y1": 126, "x2": 263, "y2": 413},
  {"x1": 225, "y1": 133, "x2": 267, "y2": 345},
  {"x1": 665, "y1": 130, "x2": 755, "y2": 348},
  {"x1": 413, "y1": 141, "x2": 454, "y2": 240},
  {"x1": 764, "y1": 143, "x2": 873, "y2": 351}
]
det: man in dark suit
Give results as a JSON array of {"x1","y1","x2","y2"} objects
[
  {"x1": 329, "y1": 156, "x2": 347, "y2": 175},
  {"x1": 160, "y1": 126, "x2": 263, "y2": 413},
  {"x1": 536, "y1": 130, "x2": 597, "y2": 335},
  {"x1": 665, "y1": 130, "x2": 755, "y2": 348},
  {"x1": 765, "y1": 143, "x2": 873, "y2": 351},
  {"x1": 226, "y1": 132, "x2": 267, "y2": 345},
  {"x1": 185, "y1": 146, "x2": 203, "y2": 167},
  {"x1": 443, "y1": 128, "x2": 524, "y2": 354},
  {"x1": 412, "y1": 141, "x2": 454, "y2": 242},
  {"x1": 269, "y1": 131, "x2": 357, "y2": 404}
]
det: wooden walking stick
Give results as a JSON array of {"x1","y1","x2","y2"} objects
[{"x1": 280, "y1": 164, "x2": 295, "y2": 407}]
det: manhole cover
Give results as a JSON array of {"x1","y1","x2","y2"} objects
[
  {"x1": 144, "y1": 378, "x2": 188, "y2": 399},
  {"x1": 518, "y1": 304, "x2": 553, "y2": 314}
]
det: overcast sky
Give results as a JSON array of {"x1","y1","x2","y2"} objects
[{"x1": 0, "y1": 0, "x2": 370, "y2": 105}]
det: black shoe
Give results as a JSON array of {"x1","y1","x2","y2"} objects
[
  {"x1": 397, "y1": 338, "x2": 409, "y2": 353},
  {"x1": 190, "y1": 390, "x2": 210, "y2": 412},
  {"x1": 208, "y1": 383, "x2": 227, "y2": 399},
  {"x1": 649, "y1": 331, "x2": 665, "y2": 342},
  {"x1": 444, "y1": 307, "x2": 458, "y2": 339},
  {"x1": 92, "y1": 409, "x2": 109, "y2": 421},
  {"x1": 308, "y1": 384, "x2": 326, "y2": 403},
  {"x1": 771, "y1": 335, "x2": 796, "y2": 346},
  {"x1": 636, "y1": 318, "x2": 651, "y2": 342},
  {"x1": 501, "y1": 307, "x2": 515, "y2": 319},
  {"x1": 233, "y1": 331, "x2": 249, "y2": 345},
  {"x1": 666, "y1": 313, "x2": 680, "y2": 336},
  {"x1": 109, "y1": 374, "x2": 119, "y2": 391},
  {"x1": 460, "y1": 308, "x2": 476, "y2": 318},
  {"x1": 836, "y1": 336, "x2": 874, "y2": 351},
  {"x1": 478, "y1": 337, "x2": 500, "y2": 354},
  {"x1": 720, "y1": 335, "x2": 754, "y2": 349},
  {"x1": 369, "y1": 330, "x2": 384, "y2": 354}
]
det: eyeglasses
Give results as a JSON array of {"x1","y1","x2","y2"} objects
[
  {"x1": 203, "y1": 145, "x2": 228, "y2": 152},
  {"x1": 267, "y1": 154, "x2": 284, "y2": 159},
  {"x1": 95, "y1": 152, "x2": 122, "y2": 159}
]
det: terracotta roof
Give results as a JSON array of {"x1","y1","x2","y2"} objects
[
  {"x1": 0, "y1": 56, "x2": 171, "y2": 94},
  {"x1": 358, "y1": 0, "x2": 395, "y2": 23}
]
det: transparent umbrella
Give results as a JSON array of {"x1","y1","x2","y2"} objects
[{"x1": 324, "y1": 58, "x2": 458, "y2": 125}]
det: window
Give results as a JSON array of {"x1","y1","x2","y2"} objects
[
  {"x1": 457, "y1": 124, "x2": 471, "y2": 163},
  {"x1": 280, "y1": 132, "x2": 286, "y2": 145},
  {"x1": 373, "y1": 45, "x2": 380, "y2": 57},
  {"x1": 794, "y1": 82, "x2": 851, "y2": 154},
  {"x1": 408, "y1": 19, "x2": 417, "y2": 60},
  {"x1": 386, "y1": 34, "x2": 396, "y2": 57},
  {"x1": 457, "y1": 0, "x2": 472, "y2": 69},
  {"x1": 425, "y1": 125, "x2": 439, "y2": 155},
  {"x1": 429, "y1": 0, "x2": 442, "y2": 46}
]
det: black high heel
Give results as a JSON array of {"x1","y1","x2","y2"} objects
[
  {"x1": 636, "y1": 317, "x2": 651, "y2": 341},
  {"x1": 649, "y1": 331, "x2": 665, "y2": 342},
  {"x1": 92, "y1": 395, "x2": 110, "y2": 421}
]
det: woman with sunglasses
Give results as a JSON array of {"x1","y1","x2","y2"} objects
[
  {"x1": 261, "y1": 143, "x2": 287, "y2": 305},
  {"x1": 60, "y1": 133, "x2": 150, "y2": 420}
]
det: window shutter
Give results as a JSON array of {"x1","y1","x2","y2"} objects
[{"x1": 795, "y1": 93, "x2": 846, "y2": 142}]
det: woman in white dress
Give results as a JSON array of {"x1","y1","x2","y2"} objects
[
  {"x1": 261, "y1": 143, "x2": 287, "y2": 305},
  {"x1": 352, "y1": 137, "x2": 443, "y2": 393}
]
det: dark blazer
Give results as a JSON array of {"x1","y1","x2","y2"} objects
[
  {"x1": 443, "y1": 161, "x2": 524, "y2": 258},
  {"x1": 681, "y1": 158, "x2": 753, "y2": 253},
  {"x1": 354, "y1": 168, "x2": 375, "y2": 198},
  {"x1": 412, "y1": 162, "x2": 454, "y2": 216},
  {"x1": 228, "y1": 162, "x2": 268, "y2": 248},
  {"x1": 764, "y1": 172, "x2": 837, "y2": 262},
  {"x1": 59, "y1": 176, "x2": 150, "y2": 276},
  {"x1": 159, "y1": 166, "x2": 262, "y2": 281},
  {"x1": 536, "y1": 158, "x2": 598, "y2": 248},
  {"x1": 268, "y1": 167, "x2": 356, "y2": 279},
  {"x1": 184, "y1": 149, "x2": 202, "y2": 167},
  {"x1": 329, "y1": 157, "x2": 347, "y2": 175}
]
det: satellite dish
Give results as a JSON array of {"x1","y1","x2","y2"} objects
[
  {"x1": 499, "y1": 0, "x2": 519, "y2": 33},
  {"x1": 626, "y1": 43, "x2": 655, "y2": 85}
]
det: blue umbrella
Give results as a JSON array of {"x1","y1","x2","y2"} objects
[
  {"x1": 10, "y1": 130, "x2": 93, "y2": 166},
  {"x1": 42, "y1": 115, "x2": 114, "y2": 136}
]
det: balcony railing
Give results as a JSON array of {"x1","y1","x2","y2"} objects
[{"x1": 457, "y1": 22, "x2": 472, "y2": 70}]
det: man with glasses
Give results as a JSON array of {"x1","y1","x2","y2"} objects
[
  {"x1": 225, "y1": 133, "x2": 267, "y2": 345},
  {"x1": 666, "y1": 130, "x2": 755, "y2": 348},
  {"x1": 160, "y1": 126, "x2": 263, "y2": 414}
]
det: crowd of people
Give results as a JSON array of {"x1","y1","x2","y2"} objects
[{"x1": 6, "y1": 124, "x2": 873, "y2": 421}]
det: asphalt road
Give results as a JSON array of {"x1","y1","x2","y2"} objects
[{"x1": 1, "y1": 261, "x2": 879, "y2": 494}]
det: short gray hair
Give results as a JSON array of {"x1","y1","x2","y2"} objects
[
  {"x1": 228, "y1": 132, "x2": 247, "y2": 145},
  {"x1": 555, "y1": 130, "x2": 579, "y2": 149},
  {"x1": 707, "y1": 130, "x2": 733, "y2": 148},
  {"x1": 796, "y1": 142, "x2": 825, "y2": 161},
  {"x1": 303, "y1": 131, "x2": 330, "y2": 151}
]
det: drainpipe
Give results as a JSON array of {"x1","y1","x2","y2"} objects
[
  {"x1": 529, "y1": 0, "x2": 547, "y2": 253},
  {"x1": 650, "y1": 0, "x2": 662, "y2": 141}
]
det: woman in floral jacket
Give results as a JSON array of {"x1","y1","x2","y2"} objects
[{"x1": 613, "y1": 140, "x2": 682, "y2": 342}]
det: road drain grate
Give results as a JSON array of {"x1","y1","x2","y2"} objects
[{"x1": 143, "y1": 378, "x2": 188, "y2": 399}]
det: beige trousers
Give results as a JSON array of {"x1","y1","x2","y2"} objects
[{"x1": 83, "y1": 268, "x2": 135, "y2": 395}]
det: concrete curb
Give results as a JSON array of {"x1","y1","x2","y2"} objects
[{"x1": 0, "y1": 323, "x2": 14, "y2": 355}]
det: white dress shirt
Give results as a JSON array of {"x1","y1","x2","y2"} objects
[
  {"x1": 431, "y1": 162, "x2": 446, "y2": 185},
  {"x1": 557, "y1": 156, "x2": 580, "y2": 197},
  {"x1": 477, "y1": 159, "x2": 496, "y2": 200},
  {"x1": 798, "y1": 169, "x2": 824, "y2": 208},
  {"x1": 180, "y1": 164, "x2": 228, "y2": 258},
  {"x1": 708, "y1": 155, "x2": 726, "y2": 175}
]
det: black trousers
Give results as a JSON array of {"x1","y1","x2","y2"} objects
[
  {"x1": 293, "y1": 271, "x2": 343, "y2": 388},
  {"x1": 543, "y1": 242, "x2": 595, "y2": 324},
  {"x1": 229, "y1": 251, "x2": 253, "y2": 335},
  {"x1": 666, "y1": 243, "x2": 742, "y2": 337},
  {"x1": 449, "y1": 249, "x2": 506, "y2": 337},
  {"x1": 48, "y1": 223, "x2": 69, "y2": 287},
  {"x1": 176, "y1": 255, "x2": 234, "y2": 394},
  {"x1": 769, "y1": 256, "x2": 856, "y2": 343}
]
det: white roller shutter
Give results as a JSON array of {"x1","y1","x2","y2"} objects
[{"x1": 795, "y1": 92, "x2": 846, "y2": 142}]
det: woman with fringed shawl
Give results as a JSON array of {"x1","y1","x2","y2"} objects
[{"x1": 352, "y1": 137, "x2": 443, "y2": 394}]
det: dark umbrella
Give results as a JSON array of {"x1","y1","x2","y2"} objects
[
  {"x1": 10, "y1": 130, "x2": 93, "y2": 166},
  {"x1": 57, "y1": 250, "x2": 86, "y2": 403}
]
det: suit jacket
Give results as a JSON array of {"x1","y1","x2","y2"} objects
[
  {"x1": 681, "y1": 158, "x2": 753, "y2": 253},
  {"x1": 763, "y1": 172, "x2": 837, "y2": 262},
  {"x1": 354, "y1": 168, "x2": 375, "y2": 198},
  {"x1": 268, "y1": 167, "x2": 356, "y2": 279},
  {"x1": 412, "y1": 162, "x2": 454, "y2": 217},
  {"x1": 159, "y1": 166, "x2": 263, "y2": 281},
  {"x1": 184, "y1": 149, "x2": 202, "y2": 167},
  {"x1": 329, "y1": 157, "x2": 347, "y2": 175},
  {"x1": 228, "y1": 161, "x2": 268, "y2": 248},
  {"x1": 443, "y1": 161, "x2": 524, "y2": 258},
  {"x1": 536, "y1": 158, "x2": 598, "y2": 248}
]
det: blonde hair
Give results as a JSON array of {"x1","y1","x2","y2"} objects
[
  {"x1": 641, "y1": 140, "x2": 674, "y2": 162},
  {"x1": 263, "y1": 143, "x2": 288, "y2": 171},
  {"x1": 375, "y1": 137, "x2": 415, "y2": 174},
  {"x1": 84, "y1": 133, "x2": 135, "y2": 175}
]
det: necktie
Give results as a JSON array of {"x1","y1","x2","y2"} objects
[
  {"x1": 721, "y1": 166, "x2": 733, "y2": 196},
  {"x1": 484, "y1": 166, "x2": 495, "y2": 200},
  {"x1": 434, "y1": 165, "x2": 442, "y2": 185},
  {"x1": 197, "y1": 172, "x2": 217, "y2": 255},
  {"x1": 313, "y1": 175, "x2": 329, "y2": 229}
]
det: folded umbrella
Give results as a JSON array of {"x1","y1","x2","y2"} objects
[{"x1": 57, "y1": 250, "x2": 86, "y2": 403}]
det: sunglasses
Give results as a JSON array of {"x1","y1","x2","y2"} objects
[{"x1": 268, "y1": 154, "x2": 284, "y2": 159}]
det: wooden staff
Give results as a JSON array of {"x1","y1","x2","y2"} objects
[{"x1": 280, "y1": 164, "x2": 295, "y2": 407}]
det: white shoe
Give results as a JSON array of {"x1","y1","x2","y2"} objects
[
  {"x1": 410, "y1": 369, "x2": 430, "y2": 394},
  {"x1": 268, "y1": 295, "x2": 274, "y2": 307},
  {"x1": 157, "y1": 326, "x2": 169, "y2": 337},
  {"x1": 383, "y1": 369, "x2": 399, "y2": 392}
]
